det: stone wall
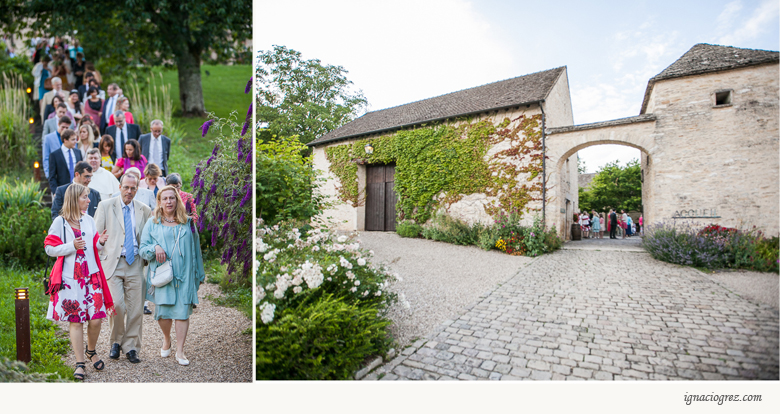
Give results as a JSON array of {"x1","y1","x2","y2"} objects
[
  {"x1": 314, "y1": 105, "x2": 552, "y2": 230},
  {"x1": 546, "y1": 62, "x2": 779, "y2": 237},
  {"x1": 644, "y1": 63, "x2": 779, "y2": 235}
]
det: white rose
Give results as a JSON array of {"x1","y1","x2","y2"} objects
[
  {"x1": 357, "y1": 258, "x2": 366, "y2": 266},
  {"x1": 337, "y1": 235, "x2": 348, "y2": 243}
]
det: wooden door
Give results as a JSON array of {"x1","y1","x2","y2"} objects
[{"x1": 365, "y1": 164, "x2": 397, "y2": 231}]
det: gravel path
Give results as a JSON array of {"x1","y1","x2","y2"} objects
[
  {"x1": 705, "y1": 270, "x2": 779, "y2": 309},
  {"x1": 356, "y1": 232, "x2": 534, "y2": 348},
  {"x1": 56, "y1": 282, "x2": 252, "y2": 382}
]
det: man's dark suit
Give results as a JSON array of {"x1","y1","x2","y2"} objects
[
  {"x1": 138, "y1": 133, "x2": 171, "y2": 176},
  {"x1": 48, "y1": 148, "x2": 82, "y2": 193},
  {"x1": 105, "y1": 124, "x2": 141, "y2": 159},
  {"x1": 609, "y1": 212, "x2": 618, "y2": 239},
  {"x1": 51, "y1": 183, "x2": 101, "y2": 219}
]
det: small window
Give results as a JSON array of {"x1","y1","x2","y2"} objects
[{"x1": 714, "y1": 90, "x2": 732, "y2": 106}]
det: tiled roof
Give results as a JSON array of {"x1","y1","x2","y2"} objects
[
  {"x1": 641, "y1": 43, "x2": 779, "y2": 113},
  {"x1": 309, "y1": 67, "x2": 565, "y2": 146}
]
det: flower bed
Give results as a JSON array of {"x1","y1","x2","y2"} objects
[
  {"x1": 401, "y1": 212, "x2": 562, "y2": 257},
  {"x1": 643, "y1": 222, "x2": 779, "y2": 273},
  {"x1": 255, "y1": 218, "x2": 399, "y2": 380}
]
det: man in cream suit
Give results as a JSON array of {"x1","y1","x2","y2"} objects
[{"x1": 94, "y1": 173, "x2": 152, "y2": 363}]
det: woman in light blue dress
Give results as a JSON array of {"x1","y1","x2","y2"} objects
[
  {"x1": 139, "y1": 185, "x2": 205, "y2": 366},
  {"x1": 590, "y1": 210, "x2": 600, "y2": 237}
]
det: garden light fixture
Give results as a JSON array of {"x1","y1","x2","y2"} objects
[
  {"x1": 364, "y1": 143, "x2": 374, "y2": 155},
  {"x1": 15, "y1": 287, "x2": 31, "y2": 363}
]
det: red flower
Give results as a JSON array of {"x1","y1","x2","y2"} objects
[
  {"x1": 62, "y1": 299, "x2": 81, "y2": 317},
  {"x1": 92, "y1": 293, "x2": 103, "y2": 311}
]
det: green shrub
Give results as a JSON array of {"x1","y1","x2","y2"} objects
[
  {"x1": 396, "y1": 220, "x2": 422, "y2": 238},
  {"x1": 421, "y1": 214, "x2": 480, "y2": 245},
  {"x1": 0, "y1": 358, "x2": 67, "y2": 382},
  {"x1": 0, "y1": 205, "x2": 50, "y2": 268},
  {"x1": 0, "y1": 73, "x2": 36, "y2": 172},
  {"x1": 417, "y1": 212, "x2": 562, "y2": 256},
  {"x1": 477, "y1": 225, "x2": 500, "y2": 251},
  {"x1": 256, "y1": 136, "x2": 325, "y2": 225},
  {"x1": 256, "y1": 294, "x2": 391, "y2": 380},
  {"x1": 0, "y1": 177, "x2": 44, "y2": 212}
]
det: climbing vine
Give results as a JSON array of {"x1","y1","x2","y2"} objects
[{"x1": 324, "y1": 114, "x2": 544, "y2": 223}]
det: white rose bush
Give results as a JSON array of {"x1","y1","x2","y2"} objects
[{"x1": 256, "y1": 217, "x2": 400, "y2": 379}]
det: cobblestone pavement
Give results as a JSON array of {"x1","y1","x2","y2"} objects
[{"x1": 366, "y1": 249, "x2": 779, "y2": 381}]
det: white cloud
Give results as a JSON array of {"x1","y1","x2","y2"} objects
[
  {"x1": 717, "y1": 1, "x2": 744, "y2": 30},
  {"x1": 718, "y1": 0, "x2": 778, "y2": 45},
  {"x1": 255, "y1": 0, "x2": 513, "y2": 111}
]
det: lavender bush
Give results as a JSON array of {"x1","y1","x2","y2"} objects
[{"x1": 643, "y1": 221, "x2": 779, "y2": 273}]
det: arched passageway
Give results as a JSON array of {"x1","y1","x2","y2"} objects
[{"x1": 544, "y1": 115, "x2": 657, "y2": 238}]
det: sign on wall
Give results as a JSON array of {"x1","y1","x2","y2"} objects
[{"x1": 671, "y1": 208, "x2": 721, "y2": 219}]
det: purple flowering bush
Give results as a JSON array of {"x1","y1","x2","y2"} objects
[
  {"x1": 191, "y1": 111, "x2": 253, "y2": 285},
  {"x1": 643, "y1": 221, "x2": 779, "y2": 273}
]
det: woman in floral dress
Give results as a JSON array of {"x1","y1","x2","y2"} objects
[{"x1": 45, "y1": 184, "x2": 113, "y2": 380}]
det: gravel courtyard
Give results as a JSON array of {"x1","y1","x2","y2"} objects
[
  {"x1": 359, "y1": 234, "x2": 779, "y2": 381},
  {"x1": 57, "y1": 282, "x2": 252, "y2": 382}
]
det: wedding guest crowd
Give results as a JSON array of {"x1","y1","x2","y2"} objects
[{"x1": 33, "y1": 36, "x2": 201, "y2": 381}]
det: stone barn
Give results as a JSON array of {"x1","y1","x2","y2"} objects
[{"x1": 309, "y1": 43, "x2": 779, "y2": 237}]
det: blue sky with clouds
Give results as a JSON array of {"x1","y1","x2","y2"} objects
[{"x1": 256, "y1": 0, "x2": 779, "y2": 172}]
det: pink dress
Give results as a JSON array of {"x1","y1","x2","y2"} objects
[{"x1": 116, "y1": 155, "x2": 148, "y2": 178}]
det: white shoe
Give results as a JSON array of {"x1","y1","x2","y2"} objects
[
  {"x1": 176, "y1": 353, "x2": 189, "y2": 366},
  {"x1": 161, "y1": 345, "x2": 171, "y2": 358}
]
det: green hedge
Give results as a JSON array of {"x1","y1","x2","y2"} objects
[
  {"x1": 256, "y1": 294, "x2": 391, "y2": 380},
  {"x1": 0, "y1": 205, "x2": 49, "y2": 268}
]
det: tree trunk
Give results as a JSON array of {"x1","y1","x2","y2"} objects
[{"x1": 174, "y1": 48, "x2": 206, "y2": 118}]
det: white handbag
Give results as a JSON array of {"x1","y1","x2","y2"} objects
[{"x1": 151, "y1": 260, "x2": 173, "y2": 288}]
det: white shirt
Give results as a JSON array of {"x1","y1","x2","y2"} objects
[
  {"x1": 60, "y1": 144, "x2": 76, "y2": 169},
  {"x1": 120, "y1": 199, "x2": 138, "y2": 257},
  {"x1": 150, "y1": 135, "x2": 164, "y2": 167},
  {"x1": 105, "y1": 95, "x2": 116, "y2": 122},
  {"x1": 116, "y1": 123, "x2": 128, "y2": 155}
]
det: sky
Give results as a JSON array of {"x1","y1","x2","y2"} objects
[{"x1": 255, "y1": 0, "x2": 779, "y2": 173}]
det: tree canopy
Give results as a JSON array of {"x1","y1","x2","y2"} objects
[
  {"x1": 578, "y1": 159, "x2": 642, "y2": 213},
  {"x1": 3, "y1": 0, "x2": 251, "y2": 117},
  {"x1": 256, "y1": 45, "x2": 368, "y2": 145}
]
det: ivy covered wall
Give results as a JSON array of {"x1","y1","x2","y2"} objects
[{"x1": 316, "y1": 108, "x2": 548, "y2": 228}]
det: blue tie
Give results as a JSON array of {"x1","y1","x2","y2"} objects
[
  {"x1": 123, "y1": 205, "x2": 135, "y2": 265},
  {"x1": 67, "y1": 149, "x2": 74, "y2": 180}
]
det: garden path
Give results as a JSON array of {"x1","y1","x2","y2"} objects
[
  {"x1": 363, "y1": 247, "x2": 779, "y2": 380},
  {"x1": 356, "y1": 232, "x2": 535, "y2": 348},
  {"x1": 55, "y1": 282, "x2": 252, "y2": 382}
]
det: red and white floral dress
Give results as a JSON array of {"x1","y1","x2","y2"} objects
[{"x1": 45, "y1": 215, "x2": 113, "y2": 323}]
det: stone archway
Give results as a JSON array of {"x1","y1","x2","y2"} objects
[{"x1": 544, "y1": 115, "x2": 657, "y2": 238}]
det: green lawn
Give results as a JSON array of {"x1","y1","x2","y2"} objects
[
  {"x1": 0, "y1": 265, "x2": 72, "y2": 381},
  {"x1": 155, "y1": 64, "x2": 251, "y2": 193}
]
